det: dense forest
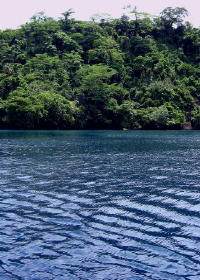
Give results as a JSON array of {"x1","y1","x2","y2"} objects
[{"x1": 0, "y1": 7, "x2": 199, "y2": 129}]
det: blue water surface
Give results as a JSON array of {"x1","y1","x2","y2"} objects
[{"x1": 0, "y1": 130, "x2": 200, "y2": 280}]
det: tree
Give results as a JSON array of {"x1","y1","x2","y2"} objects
[
  {"x1": 21, "y1": 54, "x2": 71, "y2": 94},
  {"x1": 30, "y1": 11, "x2": 54, "y2": 23},
  {"x1": 160, "y1": 7, "x2": 188, "y2": 28},
  {"x1": 4, "y1": 89, "x2": 78, "y2": 129},
  {"x1": 76, "y1": 64, "x2": 127, "y2": 128},
  {"x1": 0, "y1": 7, "x2": 199, "y2": 130},
  {"x1": 53, "y1": 31, "x2": 81, "y2": 53},
  {"x1": 60, "y1": 9, "x2": 75, "y2": 32}
]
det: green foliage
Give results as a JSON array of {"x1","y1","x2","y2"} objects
[
  {"x1": 53, "y1": 31, "x2": 81, "y2": 53},
  {"x1": 160, "y1": 7, "x2": 188, "y2": 27},
  {"x1": 0, "y1": 7, "x2": 199, "y2": 129},
  {"x1": 3, "y1": 89, "x2": 78, "y2": 129},
  {"x1": 76, "y1": 64, "x2": 118, "y2": 128},
  {"x1": 191, "y1": 106, "x2": 200, "y2": 129},
  {"x1": 147, "y1": 104, "x2": 186, "y2": 129}
]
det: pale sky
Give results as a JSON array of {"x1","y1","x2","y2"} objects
[{"x1": 0, "y1": 0, "x2": 199, "y2": 30}]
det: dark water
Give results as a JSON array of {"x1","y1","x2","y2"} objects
[{"x1": 1, "y1": 130, "x2": 200, "y2": 280}]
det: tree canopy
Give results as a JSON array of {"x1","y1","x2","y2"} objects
[{"x1": 0, "y1": 7, "x2": 199, "y2": 129}]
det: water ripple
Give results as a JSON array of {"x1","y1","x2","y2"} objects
[{"x1": 1, "y1": 130, "x2": 200, "y2": 279}]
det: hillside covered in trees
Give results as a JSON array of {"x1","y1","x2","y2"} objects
[{"x1": 0, "y1": 7, "x2": 199, "y2": 129}]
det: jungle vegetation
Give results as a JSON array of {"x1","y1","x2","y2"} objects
[{"x1": 0, "y1": 7, "x2": 199, "y2": 129}]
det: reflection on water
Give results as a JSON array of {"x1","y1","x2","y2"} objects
[{"x1": 0, "y1": 130, "x2": 200, "y2": 280}]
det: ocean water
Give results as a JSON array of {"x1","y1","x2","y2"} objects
[{"x1": 0, "y1": 130, "x2": 200, "y2": 280}]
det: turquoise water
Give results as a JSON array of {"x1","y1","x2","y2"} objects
[{"x1": 1, "y1": 130, "x2": 200, "y2": 280}]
